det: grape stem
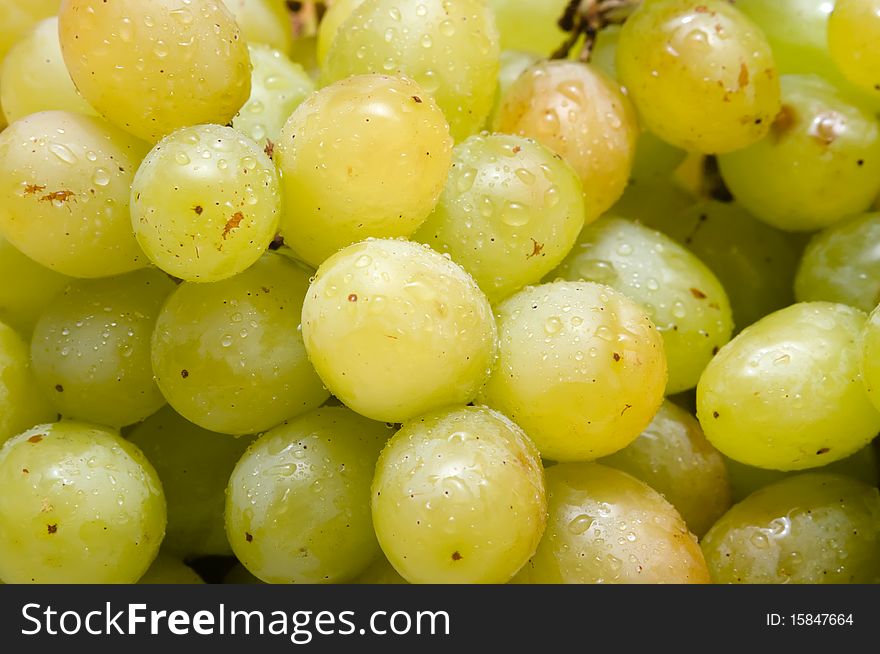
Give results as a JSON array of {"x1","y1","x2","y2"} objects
[{"x1": 553, "y1": 0, "x2": 641, "y2": 61}]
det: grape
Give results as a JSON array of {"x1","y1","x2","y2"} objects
[
  {"x1": 138, "y1": 552, "x2": 204, "y2": 584},
  {"x1": 828, "y1": 0, "x2": 880, "y2": 97},
  {"x1": 486, "y1": 0, "x2": 567, "y2": 56},
  {"x1": 371, "y1": 405, "x2": 546, "y2": 584},
  {"x1": 131, "y1": 124, "x2": 280, "y2": 283},
  {"x1": 1, "y1": 17, "x2": 96, "y2": 125},
  {"x1": 480, "y1": 281, "x2": 666, "y2": 462},
  {"x1": 516, "y1": 463, "x2": 710, "y2": 584},
  {"x1": 413, "y1": 133, "x2": 586, "y2": 304},
  {"x1": 0, "y1": 111, "x2": 150, "y2": 278},
  {"x1": 609, "y1": 177, "x2": 695, "y2": 234},
  {"x1": 718, "y1": 75, "x2": 880, "y2": 232},
  {"x1": 551, "y1": 216, "x2": 733, "y2": 394},
  {"x1": 701, "y1": 474, "x2": 880, "y2": 583},
  {"x1": 322, "y1": 0, "x2": 500, "y2": 141},
  {"x1": 226, "y1": 407, "x2": 393, "y2": 584},
  {"x1": 58, "y1": 0, "x2": 251, "y2": 143},
  {"x1": 697, "y1": 302, "x2": 880, "y2": 471},
  {"x1": 860, "y1": 303, "x2": 880, "y2": 412},
  {"x1": 795, "y1": 212, "x2": 880, "y2": 313},
  {"x1": 599, "y1": 401, "x2": 731, "y2": 538},
  {"x1": 151, "y1": 252, "x2": 328, "y2": 435},
  {"x1": 0, "y1": 236, "x2": 71, "y2": 336},
  {"x1": 222, "y1": 0, "x2": 292, "y2": 54},
  {"x1": 590, "y1": 24, "x2": 621, "y2": 81},
  {"x1": 0, "y1": 421, "x2": 165, "y2": 583},
  {"x1": 316, "y1": 0, "x2": 364, "y2": 66},
  {"x1": 0, "y1": 322, "x2": 55, "y2": 445},
  {"x1": 128, "y1": 406, "x2": 253, "y2": 558},
  {"x1": 489, "y1": 49, "x2": 540, "y2": 124},
  {"x1": 275, "y1": 74, "x2": 453, "y2": 268},
  {"x1": 616, "y1": 0, "x2": 780, "y2": 154},
  {"x1": 493, "y1": 60, "x2": 638, "y2": 220},
  {"x1": 301, "y1": 239, "x2": 497, "y2": 423}
]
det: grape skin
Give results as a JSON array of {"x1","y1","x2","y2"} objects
[
  {"x1": 0, "y1": 321, "x2": 55, "y2": 446},
  {"x1": 828, "y1": 0, "x2": 880, "y2": 97},
  {"x1": 221, "y1": 0, "x2": 292, "y2": 55}
]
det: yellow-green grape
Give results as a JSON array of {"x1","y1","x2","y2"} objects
[
  {"x1": 610, "y1": 177, "x2": 695, "y2": 234},
  {"x1": 128, "y1": 406, "x2": 253, "y2": 558},
  {"x1": 486, "y1": 0, "x2": 568, "y2": 56},
  {"x1": 0, "y1": 421, "x2": 165, "y2": 584},
  {"x1": 0, "y1": 111, "x2": 150, "y2": 278},
  {"x1": 222, "y1": 0, "x2": 291, "y2": 53},
  {"x1": 0, "y1": 321, "x2": 55, "y2": 446},
  {"x1": 725, "y1": 445, "x2": 879, "y2": 504},
  {"x1": 232, "y1": 43, "x2": 314, "y2": 153},
  {"x1": 31, "y1": 269, "x2": 174, "y2": 428},
  {"x1": 591, "y1": 24, "x2": 620, "y2": 81},
  {"x1": 322, "y1": 0, "x2": 500, "y2": 141},
  {"x1": 860, "y1": 303, "x2": 880, "y2": 412},
  {"x1": 551, "y1": 216, "x2": 733, "y2": 394},
  {"x1": 138, "y1": 552, "x2": 204, "y2": 584},
  {"x1": 518, "y1": 463, "x2": 710, "y2": 584},
  {"x1": 702, "y1": 474, "x2": 880, "y2": 584},
  {"x1": 481, "y1": 281, "x2": 666, "y2": 462},
  {"x1": 316, "y1": 0, "x2": 364, "y2": 66},
  {"x1": 58, "y1": 0, "x2": 251, "y2": 143},
  {"x1": 0, "y1": 236, "x2": 71, "y2": 335},
  {"x1": 1, "y1": 18, "x2": 96, "y2": 125},
  {"x1": 223, "y1": 563, "x2": 264, "y2": 584},
  {"x1": 151, "y1": 252, "x2": 328, "y2": 435},
  {"x1": 301, "y1": 239, "x2": 497, "y2": 423},
  {"x1": 275, "y1": 74, "x2": 453, "y2": 268},
  {"x1": 352, "y1": 554, "x2": 408, "y2": 584},
  {"x1": 698, "y1": 302, "x2": 880, "y2": 471},
  {"x1": 599, "y1": 401, "x2": 731, "y2": 538},
  {"x1": 488, "y1": 49, "x2": 540, "y2": 125},
  {"x1": 226, "y1": 407, "x2": 392, "y2": 584},
  {"x1": 718, "y1": 75, "x2": 880, "y2": 232},
  {"x1": 372, "y1": 405, "x2": 546, "y2": 584},
  {"x1": 289, "y1": 35, "x2": 319, "y2": 78},
  {"x1": 413, "y1": 133, "x2": 586, "y2": 304},
  {"x1": 616, "y1": 0, "x2": 780, "y2": 154},
  {"x1": 795, "y1": 212, "x2": 880, "y2": 313},
  {"x1": 828, "y1": 0, "x2": 880, "y2": 97},
  {"x1": 493, "y1": 60, "x2": 638, "y2": 220},
  {"x1": 131, "y1": 124, "x2": 280, "y2": 282}
]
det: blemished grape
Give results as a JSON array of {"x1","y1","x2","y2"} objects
[
  {"x1": 138, "y1": 553, "x2": 204, "y2": 584},
  {"x1": 31, "y1": 268, "x2": 174, "y2": 428},
  {"x1": 316, "y1": 0, "x2": 364, "y2": 66},
  {"x1": 371, "y1": 405, "x2": 546, "y2": 584},
  {"x1": 0, "y1": 321, "x2": 55, "y2": 445},
  {"x1": 226, "y1": 407, "x2": 393, "y2": 584},
  {"x1": 698, "y1": 302, "x2": 880, "y2": 471},
  {"x1": 480, "y1": 281, "x2": 666, "y2": 462},
  {"x1": 493, "y1": 60, "x2": 638, "y2": 220},
  {"x1": 127, "y1": 406, "x2": 253, "y2": 558},
  {"x1": 516, "y1": 463, "x2": 710, "y2": 584},
  {"x1": 599, "y1": 401, "x2": 731, "y2": 538},
  {"x1": 58, "y1": 0, "x2": 251, "y2": 143},
  {"x1": 551, "y1": 216, "x2": 733, "y2": 394},
  {"x1": 322, "y1": 0, "x2": 500, "y2": 141},
  {"x1": 221, "y1": 0, "x2": 292, "y2": 54},
  {"x1": 301, "y1": 239, "x2": 498, "y2": 424},
  {"x1": 0, "y1": 236, "x2": 71, "y2": 336},
  {"x1": 151, "y1": 252, "x2": 328, "y2": 435},
  {"x1": 702, "y1": 474, "x2": 880, "y2": 584},
  {"x1": 828, "y1": 0, "x2": 880, "y2": 97},
  {"x1": 0, "y1": 110, "x2": 150, "y2": 278},
  {"x1": 275, "y1": 74, "x2": 453, "y2": 268},
  {"x1": 0, "y1": 421, "x2": 165, "y2": 584},
  {"x1": 486, "y1": 0, "x2": 568, "y2": 56},
  {"x1": 131, "y1": 124, "x2": 280, "y2": 282},
  {"x1": 413, "y1": 133, "x2": 586, "y2": 304}
]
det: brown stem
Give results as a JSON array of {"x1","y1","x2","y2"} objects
[{"x1": 552, "y1": 0, "x2": 642, "y2": 61}]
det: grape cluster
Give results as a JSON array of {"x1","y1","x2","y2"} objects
[{"x1": 0, "y1": 0, "x2": 878, "y2": 585}]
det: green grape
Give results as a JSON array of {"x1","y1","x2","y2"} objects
[
  {"x1": 31, "y1": 269, "x2": 174, "y2": 428},
  {"x1": 138, "y1": 552, "x2": 204, "y2": 584},
  {"x1": 322, "y1": 0, "x2": 500, "y2": 141},
  {"x1": 718, "y1": 75, "x2": 880, "y2": 232},
  {"x1": 131, "y1": 124, "x2": 280, "y2": 282},
  {"x1": 222, "y1": 0, "x2": 292, "y2": 54},
  {"x1": 371, "y1": 405, "x2": 546, "y2": 584},
  {"x1": 275, "y1": 74, "x2": 453, "y2": 268},
  {"x1": 480, "y1": 281, "x2": 666, "y2": 462},
  {"x1": 128, "y1": 406, "x2": 253, "y2": 558},
  {"x1": 486, "y1": 0, "x2": 568, "y2": 56},
  {"x1": 59, "y1": 0, "x2": 251, "y2": 143},
  {"x1": 413, "y1": 133, "x2": 586, "y2": 304},
  {"x1": 860, "y1": 303, "x2": 880, "y2": 412},
  {"x1": 223, "y1": 563, "x2": 264, "y2": 584},
  {"x1": 795, "y1": 212, "x2": 880, "y2": 313},
  {"x1": 517, "y1": 463, "x2": 710, "y2": 584},
  {"x1": 1, "y1": 17, "x2": 96, "y2": 125},
  {"x1": 151, "y1": 252, "x2": 328, "y2": 435},
  {"x1": 616, "y1": 0, "x2": 780, "y2": 154},
  {"x1": 609, "y1": 177, "x2": 695, "y2": 234},
  {"x1": 493, "y1": 60, "x2": 638, "y2": 220},
  {"x1": 0, "y1": 321, "x2": 55, "y2": 445},
  {"x1": 488, "y1": 50, "x2": 540, "y2": 125},
  {"x1": 698, "y1": 302, "x2": 880, "y2": 471},
  {"x1": 301, "y1": 239, "x2": 497, "y2": 423},
  {"x1": 232, "y1": 44, "x2": 314, "y2": 153},
  {"x1": 828, "y1": 0, "x2": 880, "y2": 97},
  {"x1": 0, "y1": 236, "x2": 71, "y2": 336},
  {"x1": 316, "y1": 0, "x2": 364, "y2": 66},
  {"x1": 551, "y1": 216, "x2": 733, "y2": 394},
  {"x1": 0, "y1": 421, "x2": 165, "y2": 584},
  {"x1": 352, "y1": 554, "x2": 408, "y2": 584},
  {"x1": 0, "y1": 110, "x2": 150, "y2": 278},
  {"x1": 591, "y1": 24, "x2": 620, "y2": 81},
  {"x1": 226, "y1": 407, "x2": 392, "y2": 584},
  {"x1": 702, "y1": 474, "x2": 880, "y2": 583},
  {"x1": 599, "y1": 401, "x2": 731, "y2": 538}
]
